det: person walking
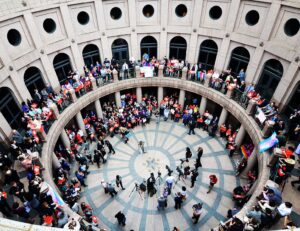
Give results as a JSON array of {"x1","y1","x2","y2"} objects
[
  {"x1": 105, "y1": 140, "x2": 116, "y2": 154},
  {"x1": 147, "y1": 173, "x2": 156, "y2": 197},
  {"x1": 192, "y1": 203, "x2": 203, "y2": 224},
  {"x1": 174, "y1": 192, "x2": 183, "y2": 209},
  {"x1": 115, "y1": 211, "x2": 126, "y2": 226},
  {"x1": 191, "y1": 170, "x2": 199, "y2": 188},
  {"x1": 207, "y1": 174, "x2": 218, "y2": 193},
  {"x1": 166, "y1": 175, "x2": 175, "y2": 194},
  {"x1": 116, "y1": 175, "x2": 125, "y2": 190}
]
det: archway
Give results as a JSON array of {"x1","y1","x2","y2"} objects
[
  {"x1": 140, "y1": 36, "x2": 157, "y2": 60},
  {"x1": 82, "y1": 44, "x2": 101, "y2": 67},
  {"x1": 0, "y1": 87, "x2": 22, "y2": 130},
  {"x1": 198, "y1": 40, "x2": 218, "y2": 71},
  {"x1": 111, "y1": 39, "x2": 129, "y2": 63},
  {"x1": 24, "y1": 67, "x2": 46, "y2": 97},
  {"x1": 53, "y1": 53, "x2": 73, "y2": 84},
  {"x1": 256, "y1": 59, "x2": 283, "y2": 100},
  {"x1": 285, "y1": 81, "x2": 300, "y2": 115},
  {"x1": 228, "y1": 47, "x2": 250, "y2": 77},
  {"x1": 169, "y1": 36, "x2": 187, "y2": 60}
]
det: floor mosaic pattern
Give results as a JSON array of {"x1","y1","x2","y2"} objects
[{"x1": 79, "y1": 120, "x2": 240, "y2": 231}]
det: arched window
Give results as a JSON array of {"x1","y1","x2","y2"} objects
[
  {"x1": 82, "y1": 44, "x2": 101, "y2": 67},
  {"x1": 198, "y1": 40, "x2": 218, "y2": 71},
  {"x1": 256, "y1": 59, "x2": 283, "y2": 100},
  {"x1": 285, "y1": 82, "x2": 300, "y2": 115},
  {"x1": 169, "y1": 36, "x2": 187, "y2": 60},
  {"x1": 53, "y1": 53, "x2": 72, "y2": 84},
  {"x1": 0, "y1": 87, "x2": 22, "y2": 130},
  {"x1": 111, "y1": 39, "x2": 129, "y2": 63},
  {"x1": 140, "y1": 36, "x2": 157, "y2": 60},
  {"x1": 228, "y1": 47, "x2": 250, "y2": 77},
  {"x1": 24, "y1": 67, "x2": 45, "y2": 97}
]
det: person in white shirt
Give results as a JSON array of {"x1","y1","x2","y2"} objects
[
  {"x1": 166, "y1": 175, "x2": 175, "y2": 193},
  {"x1": 277, "y1": 202, "x2": 293, "y2": 217}
]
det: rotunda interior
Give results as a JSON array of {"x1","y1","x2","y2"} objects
[{"x1": 0, "y1": 0, "x2": 299, "y2": 230}]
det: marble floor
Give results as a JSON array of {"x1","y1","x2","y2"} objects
[{"x1": 78, "y1": 119, "x2": 241, "y2": 231}]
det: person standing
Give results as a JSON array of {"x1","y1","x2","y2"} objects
[
  {"x1": 105, "y1": 140, "x2": 116, "y2": 154},
  {"x1": 191, "y1": 170, "x2": 199, "y2": 188},
  {"x1": 207, "y1": 174, "x2": 218, "y2": 193},
  {"x1": 107, "y1": 183, "x2": 118, "y2": 197},
  {"x1": 188, "y1": 118, "x2": 196, "y2": 135},
  {"x1": 138, "y1": 141, "x2": 146, "y2": 154},
  {"x1": 157, "y1": 195, "x2": 167, "y2": 210},
  {"x1": 115, "y1": 211, "x2": 126, "y2": 226},
  {"x1": 196, "y1": 146, "x2": 203, "y2": 167},
  {"x1": 93, "y1": 150, "x2": 101, "y2": 168},
  {"x1": 185, "y1": 147, "x2": 192, "y2": 161},
  {"x1": 116, "y1": 175, "x2": 125, "y2": 190},
  {"x1": 192, "y1": 203, "x2": 203, "y2": 224},
  {"x1": 0, "y1": 190, "x2": 12, "y2": 217},
  {"x1": 174, "y1": 192, "x2": 183, "y2": 209},
  {"x1": 147, "y1": 173, "x2": 156, "y2": 197}
]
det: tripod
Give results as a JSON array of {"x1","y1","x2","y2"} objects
[{"x1": 129, "y1": 183, "x2": 143, "y2": 199}]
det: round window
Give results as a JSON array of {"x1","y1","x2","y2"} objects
[
  {"x1": 110, "y1": 7, "x2": 122, "y2": 20},
  {"x1": 77, "y1": 11, "x2": 90, "y2": 25},
  {"x1": 209, "y1": 6, "x2": 222, "y2": 20},
  {"x1": 284, "y1": 18, "x2": 300, "y2": 37},
  {"x1": 43, "y1": 18, "x2": 56, "y2": 33},
  {"x1": 245, "y1": 10, "x2": 260, "y2": 26},
  {"x1": 7, "y1": 29, "x2": 22, "y2": 46},
  {"x1": 143, "y1": 5, "x2": 154, "y2": 18},
  {"x1": 175, "y1": 4, "x2": 187, "y2": 17}
]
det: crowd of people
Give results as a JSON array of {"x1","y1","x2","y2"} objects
[{"x1": 0, "y1": 54, "x2": 299, "y2": 231}]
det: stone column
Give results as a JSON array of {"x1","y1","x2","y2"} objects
[
  {"x1": 76, "y1": 112, "x2": 87, "y2": 136},
  {"x1": 94, "y1": 100, "x2": 103, "y2": 119},
  {"x1": 218, "y1": 108, "x2": 228, "y2": 127},
  {"x1": 69, "y1": 89, "x2": 77, "y2": 103},
  {"x1": 136, "y1": 87, "x2": 142, "y2": 103},
  {"x1": 235, "y1": 125, "x2": 246, "y2": 147},
  {"x1": 158, "y1": 87, "x2": 163, "y2": 103},
  {"x1": 115, "y1": 91, "x2": 121, "y2": 108},
  {"x1": 135, "y1": 66, "x2": 141, "y2": 78},
  {"x1": 204, "y1": 75, "x2": 210, "y2": 87},
  {"x1": 179, "y1": 89, "x2": 185, "y2": 108},
  {"x1": 158, "y1": 65, "x2": 164, "y2": 78},
  {"x1": 52, "y1": 152, "x2": 61, "y2": 169},
  {"x1": 181, "y1": 67, "x2": 188, "y2": 80},
  {"x1": 246, "y1": 99, "x2": 257, "y2": 115},
  {"x1": 262, "y1": 120, "x2": 275, "y2": 138},
  {"x1": 49, "y1": 103, "x2": 59, "y2": 120},
  {"x1": 241, "y1": 147, "x2": 258, "y2": 179},
  {"x1": 199, "y1": 97, "x2": 207, "y2": 115},
  {"x1": 60, "y1": 130, "x2": 70, "y2": 149},
  {"x1": 113, "y1": 69, "x2": 118, "y2": 82}
]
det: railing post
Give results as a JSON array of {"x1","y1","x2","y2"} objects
[
  {"x1": 135, "y1": 66, "x2": 141, "y2": 78},
  {"x1": 262, "y1": 120, "x2": 275, "y2": 138},
  {"x1": 69, "y1": 89, "x2": 77, "y2": 103},
  {"x1": 182, "y1": 67, "x2": 188, "y2": 80},
  {"x1": 113, "y1": 69, "x2": 119, "y2": 82},
  {"x1": 90, "y1": 77, "x2": 97, "y2": 90},
  {"x1": 246, "y1": 99, "x2": 256, "y2": 115},
  {"x1": 158, "y1": 65, "x2": 164, "y2": 78},
  {"x1": 49, "y1": 103, "x2": 59, "y2": 120}
]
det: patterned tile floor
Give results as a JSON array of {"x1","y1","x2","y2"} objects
[{"x1": 79, "y1": 119, "x2": 241, "y2": 231}]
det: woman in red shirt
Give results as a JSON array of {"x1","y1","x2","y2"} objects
[{"x1": 207, "y1": 174, "x2": 218, "y2": 193}]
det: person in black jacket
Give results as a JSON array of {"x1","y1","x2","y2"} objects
[{"x1": 115, "y1": 211, "x2": 126, "y2": 226}]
